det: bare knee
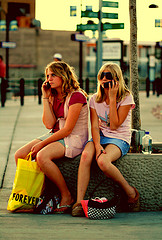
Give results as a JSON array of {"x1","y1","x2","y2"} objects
[
  {"x1": 14, "y1": 149, "x2": 24, "y2": 165},
  {"x1": 97, "y1": 157, "x2": 111, "y2": 172},
  {"x1": 36, "y1": 151, "x2": 49, "y2": 168},
  {"x1": 14, "y1": 150, "x2": 19, "y2": 165},
  {"x1": 80, "y1": 150, "x2": 93, "y2": 167}
]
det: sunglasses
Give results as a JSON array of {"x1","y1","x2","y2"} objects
[{"x1": 100, "y1": 72, "x2": 113, "y2": 80}]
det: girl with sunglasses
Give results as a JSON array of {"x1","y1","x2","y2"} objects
[
  {"x1": 72, "y1": 62, "x2": 139, "y2": 217},
  {"x1": 15, "y1": 61, "x2": 88, "y2": 213}
]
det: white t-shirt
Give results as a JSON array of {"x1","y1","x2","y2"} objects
[{"x1": 89, "y1": 93, "x2": 135, "y2": 144}]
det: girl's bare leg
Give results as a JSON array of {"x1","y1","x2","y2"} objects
[
  {"x1": 97, "y1": 144, "x2": 136, "y2": 199},
  {"x1": 14, "y1": 139, "x2": 41, "y2": 165},
  {"x1": 76, "y1": 142, "x2": 95, "y2": 203},
  {"x1": 36, "y1": 142, "x2": 73, "y2": 208}
]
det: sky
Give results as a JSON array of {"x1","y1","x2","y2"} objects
[{"x1": 35, "y1": 0, "x2": 162, "y2": 42}]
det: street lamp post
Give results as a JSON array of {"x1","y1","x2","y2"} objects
[
  {"x1": 97, "y1": 0, "x2": 103, "y2": 73},
  {"x1": 148, "y1": 4, "x2": 162, "y2": 95},
  {"x1": 79, "y1": 0, "x2": 83, "y2": 88}
]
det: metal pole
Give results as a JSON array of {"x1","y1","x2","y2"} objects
[
  {"x1": 20, "y1": 78, "x2": 24, "y2": 106},
  {"x1": 6, "y1": 12, "x2": 9, "y2": 80},
  {"x1": 38, "y1": 78, "x2": 42, "y2": 105},
  {"x1": 79, "y1": 35, "x2": 83, "y2": 89},
  {"x1": 97, "y1": 0, "x2": 103, "y2": 73},
  {"x1": 79, "y1": 0, "x2": 83, "y2": 88}
]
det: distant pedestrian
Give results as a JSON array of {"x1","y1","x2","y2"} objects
[
  {"x1": 53, "y1": 53, "x2": 62, "y2": 62},
  {"x1": 0, "y1": 55, "x2": 7, "y2": 107},
  {"x1": 72, "y1": 62, "x2": 140, "y2": 217},
  {"x1": 0, "y1": 55, "x2": 6, "y2": 78},
  {"x1": 15, "y1": 61, "x2": 89, "y2": 213}
]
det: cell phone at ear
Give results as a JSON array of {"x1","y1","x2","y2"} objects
[
  {"x1": 104, "y1": 82, "x2": 109, "y2": 88},
  {"x1": 46, "y1": 82, "x2": 51, "y2": 89},
  {"x1": 104, "y1": 80, "x2": 115, "y2": 89}
]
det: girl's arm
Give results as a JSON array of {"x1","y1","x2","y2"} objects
[
  {"x1": 42, "y1": 98, "x2": 56, "y2": 129},
  {"x1": 109, "y1": 100, "x2": 131, "y2": 130},
  {"x1": 31, "y1": 103, "x2": 83, "y2": 155},
  {"x1": 42, "y1": 81, "x2": 56, "y2": 129},
  {"x1": 90, "y1": 107, "x2": 106, "y2": 159}
]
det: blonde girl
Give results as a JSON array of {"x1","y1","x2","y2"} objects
[{"x1": 72, "y1": 62, "x2": 139, "y2": 217}]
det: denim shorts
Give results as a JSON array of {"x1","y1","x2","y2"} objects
[
  {"x1": 37, "y1": 131, "x2": 65, "y2": 147},
  {"x1": 89, "y1": 132, "x2": 130, "y2": 157}
]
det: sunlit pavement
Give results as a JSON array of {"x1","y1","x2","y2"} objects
[{"x1": 0, "y1": 91, "x2": 162, "y2": 240}]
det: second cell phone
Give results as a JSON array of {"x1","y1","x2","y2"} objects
[{"x1": 46, "y1": 82, "x2": 51, "y2": 89}]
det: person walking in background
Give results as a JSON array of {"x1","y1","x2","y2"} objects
[
  {"x1": 0, "y1": 55, "x2": 7, "y2": 107},
  {"x1": 72, "y1": 62, "x2": 140, "y2": 217},
  {"x1": 15, "y1": 61, "x2": 88, "y2": 213},
  {"x1": 53, "y1": 53, "x2": 62, "y2": 61},
  {"x1": 0, "y1": 55, "x2": 6, "y2": 79}
]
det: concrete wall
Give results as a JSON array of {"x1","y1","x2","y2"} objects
[{"x1": 0, "y1": 28, "x2": 87, "y2": 79}]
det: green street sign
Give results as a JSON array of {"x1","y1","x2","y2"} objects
[
  {"x1": 81, "y1": 11, "x2": 98, "y2": 18},
  {"x1": 77, "y1": 24, "x2": 98, "y2": 31},
  {"x1": 103, "y1": 1, "x2": 119, "y2": 8},
  {"x1": 103, "y1": 23, "x2": 124, "y2": 30},
  {"x1": 76, "y1": 23, "x2": 124, "y2": 32},
  {"x1": 81, "y1": 11, "x2": 118, "y2": 19},
  {"x1": 103, "y1": 12, "x2": 118, "y2": 19}
]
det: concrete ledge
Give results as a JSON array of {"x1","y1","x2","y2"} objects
[
  {"x1": 46, "y1": 153, "x2": 162, "y2": 212},
  {"x1": 114, "y1": 153, "x2": 162, "y2": 211}
]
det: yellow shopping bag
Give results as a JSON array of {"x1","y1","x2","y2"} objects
[{"x1": 7, "y1": 152, "x2": 45, "y2": 212}]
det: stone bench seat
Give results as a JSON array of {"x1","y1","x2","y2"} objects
[{"x1": 45, "y1": 153, "x2": 162, "y2": 212}]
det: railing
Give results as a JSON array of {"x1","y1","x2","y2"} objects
[
  {"x1": 1, "y1": 76, "x2": 161, "y2": 107},
  {"x1": 0, "y1": 78, "x2": 43, "y2": 107},
  {"x1": 0, "y1": 77, "x2": 95, "y2": 107}
]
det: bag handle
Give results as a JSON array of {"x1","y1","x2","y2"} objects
[
  {"x1": 88, "y1": 177, "x2": 119, "y2": 205},
  {"x1": 25, "y1": 152, "x2": 32, "y2": 161},
  {"x1": 89, "y1": 178, "x2": 107, "y2": 200}
]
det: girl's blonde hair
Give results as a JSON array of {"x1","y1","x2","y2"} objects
[
  {"x1": 96, "y1": 62, "x2": 130, "y2": 103},
  {"x1": 45, "y1": 61, "x2": 87, "y2": 101}
]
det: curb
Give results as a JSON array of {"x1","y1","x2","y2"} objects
[{"x1": 0, "y1": 106, "x2": 21, "y2": 188}]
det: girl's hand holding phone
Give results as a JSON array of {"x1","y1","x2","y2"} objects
[{"x1": 42, "y1": 81, "x2": 51, "y2": 98}]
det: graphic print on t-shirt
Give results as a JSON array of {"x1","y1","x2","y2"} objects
[{"x1": 98, "y1": 111, "x2": 110, "y2": 127}]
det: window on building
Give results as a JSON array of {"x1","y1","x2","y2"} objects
[{"x1": 8, "y1": 3, "x2": 30, "y2": 21}]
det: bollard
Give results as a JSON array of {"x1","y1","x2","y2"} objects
[
  {"x1": 155, "y1": 77, "x2": 161, "y2": 97},
  {"x1": 85, "y1": 78, "x2": 89, "y2": 94},
  {"x1": 146, "y1": 77, "x2": 150, "y2": 98},
  {"x1": 152, "y1": 81, "x2": 156, "y2": 95},
  {"x1": 1, "y1": 78, "x2": 7, "y2": 107},
  {"x1": 38, "y1": 78, "x2": 42, "y2": 104},
  {"x1": 20, "y1": 78, "x2": 24, "y2": 106},
  {"x1": 79, "y1": 78, "x2": 83, "y2": 89}
]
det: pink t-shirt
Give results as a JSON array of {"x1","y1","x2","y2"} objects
[
  {"x1": 89, "y1": 93, "x2": 135, "y2": 144},
  {"x1": 52, "y1": 92, "x2": 87, "y2": 132}
]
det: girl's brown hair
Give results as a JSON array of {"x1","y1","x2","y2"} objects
[{"x1": 45, "y1": 61, "x2": 87, "y2": 101}]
